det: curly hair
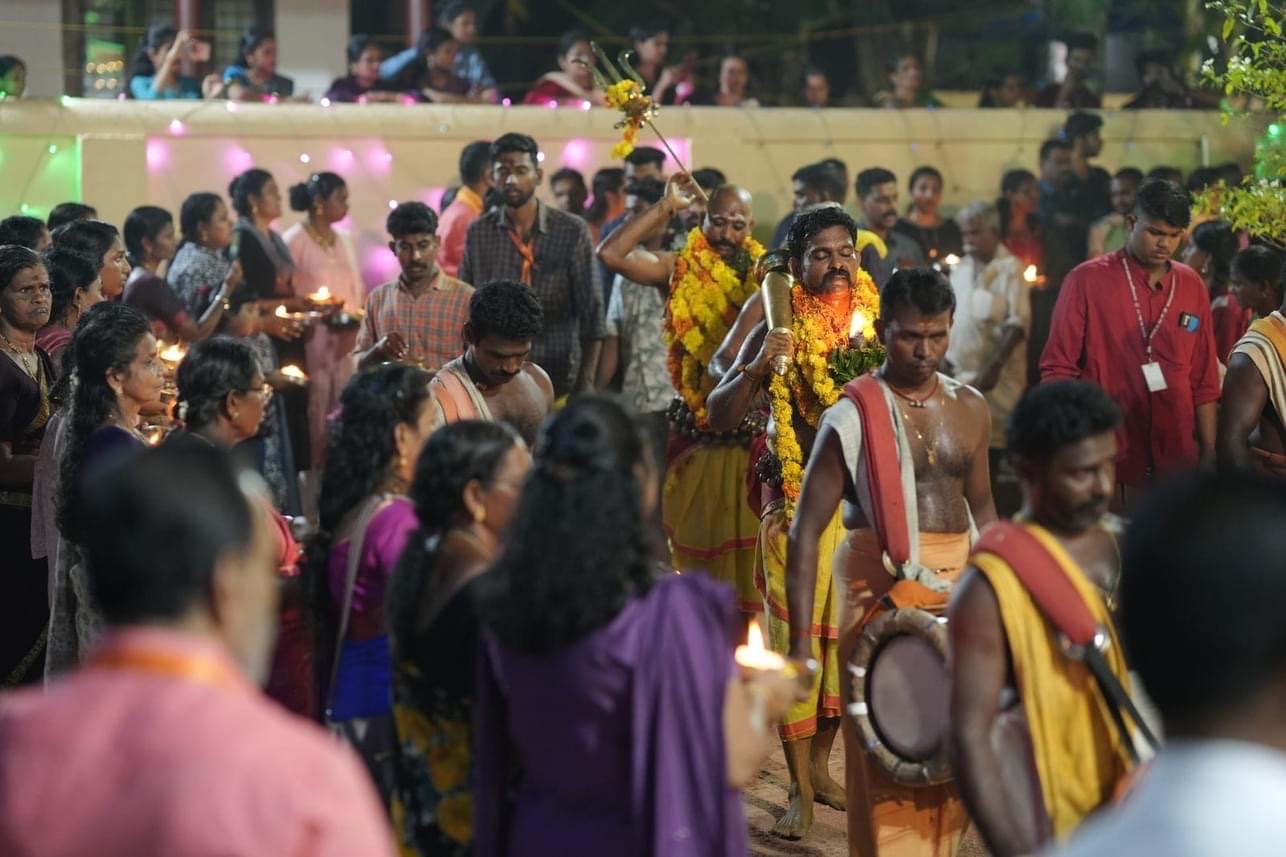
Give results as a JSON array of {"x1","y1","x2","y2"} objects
[
  {"x1": 386, "y1": 420, "x2": 522, "y2": 656},
  {"x1": 305, "y1": 363, "x2": 432, "y2": 691},
  {"x1": 174, "y1": 336, "x2": 261, "y2": 430},
  {"x1": 42, "y1": 247, "x2": 98, "y2": 327},
  {"x1": 57, "y1": 302, "x2": 152, "y2": 544},
  {"x1": 1007, "y1": 380, "x2": 1122, "y2": 465},
  {"x1": 786, "y1": 204, "x2": 857, "y2": 261},
  {"x1": 477, "y1": 395, "x2": 658, "y2": 654},
  {"x1": 386, "y1": 201, "x2": 438, "y2": 239},
  {"x1": 467, "y1": 280, "x2": 543, "y2": 342}
]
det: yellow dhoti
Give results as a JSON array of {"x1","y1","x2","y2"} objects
[
  {"x1": 837, "y1": 528, "x2": 972, "y2": 857},
  {"x1": 663, "y1": 441, "x2": 761, "y2": 613},
  {"x1": 755, "y1": 501, "x2": 844, "y2": 739}
]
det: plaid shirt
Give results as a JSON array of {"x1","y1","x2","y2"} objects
[
  {"x1": 460, "y1": 201, "x2": 606, "y2": 397},
  {"x1": 355, "y1": 271, "x2": 474, "y2": 370}
]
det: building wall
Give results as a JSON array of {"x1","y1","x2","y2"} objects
[
  {"x1": 0, "y1": 0, "x2": 65, "y2": 98},
  {"x1": 0, "y1": 100, "x2": 1261, "y2": 289}
]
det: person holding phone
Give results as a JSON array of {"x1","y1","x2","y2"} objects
[{"x1": 126, "y1": 24, "x2": 220, "y2": 100}]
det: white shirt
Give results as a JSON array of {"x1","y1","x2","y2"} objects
[
  {"x1": 1050, "y1": 740, "x2": 1286, "y2": 857},
  {"x1": 947, "y1": 244, "x2": 1029, "y2": 447}
]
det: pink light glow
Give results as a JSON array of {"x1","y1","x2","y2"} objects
[
  {"x1": 320, "y1": 97, "x2": 332, "y2": 107},
  {"x1": 167, "y1": 119, "x2": 186, "y2": 136},
  {"x1": 145, "y1": 139, "x2": 169, "y2": 171},
  {"x1": 401, "y1": 94, "x2": 418, "y2": 106},
  {"x1": 363, "y1": 246, "x2": 401, "y2": 284},
  {"x1": 224, "y1": 146, "x2": 254, "y2": 173},
  {"x1": 329, "y1": 147, "x2": 355, "y2": 171},
  {"x1": 501, "y1": 97, "x2": 512, "y2": 107},
  {"x1": 365, "y1": 145, "x2": 394, "y2": 175},
  {"x1": 334, "y1": 216, "x2": 353, "y2": 231},
  {"x1": 560, "y1": 139, "x2": 590, "y2": 169},
  {"x1": 546, "y1": 100, "x2": 558, "y2": 109},
  {"x1": 580, "y1": 100, "x2": 592, "y2": 111},
  {"x1": 421, "y1": 187, "x2": 447, "y2": 211},
  {"x1": 662, "y1": 138, "x2": 693, "y2": 171}
]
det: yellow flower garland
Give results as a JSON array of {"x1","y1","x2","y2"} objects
[
  {"x1": 770, "y1": 269, "x2": 881, "y2": 512},
  {"x1": 666, "y1": 227, "x2": 765, "y2": 429}
]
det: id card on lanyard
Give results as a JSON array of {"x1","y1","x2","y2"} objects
[{"x1": 1122, "y1": 255, "x2": 1175, "y2": 393}]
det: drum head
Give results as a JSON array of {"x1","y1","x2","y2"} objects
[
  {"x1": 848, "y1": 606, "x2": 953, "y2": 786},
  {"x1": 868, "y1": 634, "x2": 950, "y2": 761}
]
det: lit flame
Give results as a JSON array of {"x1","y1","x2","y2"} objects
[
  {"x1": 1023, "y1": 264, "x2": 1039, "y2": 284},
  {"x1": 849, "y1": 309, "x2": 869, "y2": 341},
  {"x1": 274, "y1": 305, "x2": 288, "y2": 318},
  {"x1": 280, "y1": 365, "x2": 307, "y2": 381},
  {"x1": 159, "y1": 343, "x2": 186, "y2": 364},
  {"x1": 310, "y1": 286, "x2": 332, "y2": 302},
  {"x1": 734, "y1": 621, "x2": 787, "y2": 671},
  {"x1": 943, "y1": 253, "x2": 961, "y2": 267}
]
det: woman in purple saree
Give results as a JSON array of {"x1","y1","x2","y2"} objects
[{"x1": 473, "y1": 396, "x2": 803, "y2": 857}]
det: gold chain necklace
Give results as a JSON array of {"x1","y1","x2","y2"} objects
[
  {"x1": 0, "y1": 328, "x2": 37, "y2": 381},
  {"x1": 895, "y1": 396, "x2": 942, "y2": 467},
  {"x1": 305, "y1": 221, "x2": 336, "y2": 249}
]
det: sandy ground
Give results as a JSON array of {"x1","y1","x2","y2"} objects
[
  {"x1": 745, "y1": 742, "x2": 990, "y2": 857},
  {"x1": 745, "y1": 741, "x2": 851, "y2": 857}
]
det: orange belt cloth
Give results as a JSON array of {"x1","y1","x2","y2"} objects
[{"x1": 507, "y1": 230, "x2": 536, "y2": 285}]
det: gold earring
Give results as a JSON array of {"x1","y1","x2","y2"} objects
[{"x1": 473, "y1": 508, "x2": 485, "y2": 523}]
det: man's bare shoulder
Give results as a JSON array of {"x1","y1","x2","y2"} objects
[{"x1": 522, "y1": 361, "x2": 555, "y2": 402}]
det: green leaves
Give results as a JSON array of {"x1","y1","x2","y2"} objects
[{"x1": 829, "y1": 343, "x2": 887, "y2": 386}]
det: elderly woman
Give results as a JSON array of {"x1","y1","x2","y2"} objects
[
  {"x1": 0, "y1": 246, "x2": 54, "y2": 685},
  {"x1": 169, "y1": 336, "x2": 310, "y2": 714}
]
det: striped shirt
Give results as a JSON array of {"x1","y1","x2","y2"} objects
[
  {"x1": 355, "y1": 271, "x2": 474, "y2": 371},
  {"x1": 460, "y1": 201, "x2": 605, "y2": 397}
]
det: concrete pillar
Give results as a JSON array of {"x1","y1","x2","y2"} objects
[
  {"x1": 0, "y1": 0, "x2": 64, "y2": 98},
  {"x1": 275, "y1": 0, "x2": 349, "y2": 98}
]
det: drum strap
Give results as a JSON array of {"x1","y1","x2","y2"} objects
[
  {"x1": 842, "y1": 375, "x2": 911, "y2": 566},
  {"x1": 974, "y1": 522, "x2": 1160, "y2": 760}
]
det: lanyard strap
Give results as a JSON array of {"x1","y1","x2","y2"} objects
[
  {"x1": 87, "y1": 648, "x2": 244, "y2": 691},
  {"x1": 1121, "y1": 255, "x2": 1176, "y2": 360},
  {"x1": 506, "y1": 230, "x2": 536, "y2": 286}
]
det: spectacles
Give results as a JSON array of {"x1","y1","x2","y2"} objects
[{"x1": 242, "y1": 382, "x2": 273, "y2": 400}]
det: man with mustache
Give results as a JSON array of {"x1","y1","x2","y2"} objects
[
  {"x1": 461, "y1": 133, "x2": 605, "y2": 399},
  {"x1": 428, "y1": 280, "x2": 554, "y2": 446},
  {"x1": 949, "y1": 380, "x2": 1135, "y2": 856},
  {"x1": 706, "y1": 205, "x2": 868, "y2": 840},
  {"x1": 598, "y1": 173, "x2": 765, "y2": 619},
  {"x1": 857, "y1": 167, "x2": 926, "y2": 280},
  {"x1": 355, "y1": 201, "x2": 474, "y2": 372},
  {"x1": 786, "y1": 267, "x2": 996, "y2": 856},
  {"x1": 1041, "y1": 178, "x2": 1220, "y2": 510}
]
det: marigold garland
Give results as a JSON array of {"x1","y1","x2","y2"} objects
[
  {"x1": 769, "y1": 269, "x2": 881, "y2": 515},
  {"x1": 665, "y1": 227, "x2": 765, "y2": 428}
]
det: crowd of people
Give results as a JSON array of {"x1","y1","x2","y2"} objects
[
  {"x1": 1, "y1": 10, "x2": 1225, "y2": 110},
  {"x1": 0, "y1": 59, "x2": 1282, "y2": 857}
]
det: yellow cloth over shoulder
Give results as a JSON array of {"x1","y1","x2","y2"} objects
[{"x1": 972, "y1": 522, "x2": 1134, "y2": 839}]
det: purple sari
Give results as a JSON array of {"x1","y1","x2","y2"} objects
[{"x1": 474, "y1": 573, "x2": 747, "y2": 857}]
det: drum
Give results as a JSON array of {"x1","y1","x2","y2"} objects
[{"x1": 848, "y1": 606, "x2": 952, "y2": 787}]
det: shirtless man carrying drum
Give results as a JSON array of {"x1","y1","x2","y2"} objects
[
  {"x1": 786, "y1": 268, "x2": 996, "y2": 856},
  {"x1": 949, "y1": 380, "x2": 1138, "y2": 856}
]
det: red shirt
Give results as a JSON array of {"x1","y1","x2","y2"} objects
[
  {"x1": 437, "y1": 186, "x2": 484, "y2": 278},
  {"x1": 1040, "y1": 249, "x2": 1221, "y2": 485},
  {"x1": 1211, "y1": 290, "x2": 1254, "y2": 363}
]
